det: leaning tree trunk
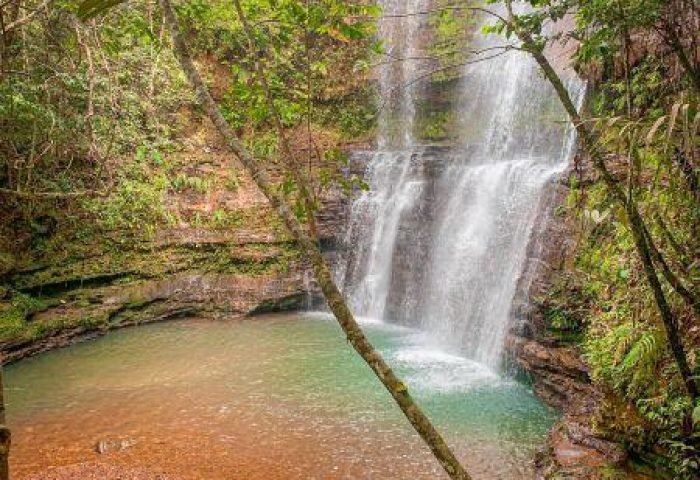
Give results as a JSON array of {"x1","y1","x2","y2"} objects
[
  {"x1": 503, "y1": 0, "x2": 698, "y2": 401},
  {"x1": 157, "y1": 0, "x2": 471, "y2": 478},
  {"x1": 0, "y1": 365, "x2": 10, "y2": 480}
]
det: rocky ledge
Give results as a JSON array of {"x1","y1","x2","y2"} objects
[
  {"x1": 0, "y1": 196, "x2": 350, "y2": 364},
  {"x1": 507, "y1": 165, "x2": 636, "y2": 479},
  {"x1": 506, "y1": 334, "x2": 628, "y2": 479}
]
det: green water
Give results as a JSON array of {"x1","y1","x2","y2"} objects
[{"x1": 7, "y1": 313, "x2": 555, "y2": 479}]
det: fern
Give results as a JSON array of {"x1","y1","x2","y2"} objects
[
  {"x1": 612, "y1": 322, "x2": 635, "y2": 365},
  {"x1": 621, "y1": 330, "x2": 661, "y2": 373},
  {"x1": 615, "y1": 328, "x2": 665, "y2": 398}
]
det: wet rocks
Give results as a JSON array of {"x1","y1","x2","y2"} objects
[
  {"x1": 1, "y1": 184, "x2": 350, "y2": 364},
  {"x1": 508, "y1": 160, "x2": 632, "y2": 478},
  {"x1": 506, "y1": 335, "x2": 590, "y2": 409},
  {"x1": 507, "y1": 333, "x2": 630, "y2": 478}
]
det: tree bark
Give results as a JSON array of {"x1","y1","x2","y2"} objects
[
  {"x1": 157, "y1": 0, "x2": 471, "y2": 478},
  {"x1": 0, "y1": 366, "x2": 10, "y2": 480},
  {"x1": 642, "y1": 224, "x2": 700, "y2": 319},
  {"x1": 659, "y1": 14, "x2": 700, "y2": 94},
  {"x1": 503, "y1": 0, "x2": 698, "y2": 401}
]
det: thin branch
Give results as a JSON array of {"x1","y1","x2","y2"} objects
[
  {"x1": 158, "y1": 0, "x2": 472, "y2": 477},
  {"x1": 642, "y1": 223, "x2": 700, "y2": 317},
  {"x1": 233, "y1": 0, "x2": 320, "y2": 238},
  {"x1": 374, "y1": 48, "x2": 513, "y2": 116},
  {"x1": 2, "y1": 0, "x2": 53, "y2": 34},
  {"x1": 502, "y1": 0, "x2": 698, "y2": 401},
  {"x1": 0, "y1": 188, "x2": 100, "y2": 199},
  {"x1": 0, "y1": 69, "x2": 30, "y2": 76},
  {"x1": 374, "y1": 44, "x2": 513, "y2": 65},
  {"x1": 354, "y1": 5, "x2": 507, "y2": 24}
]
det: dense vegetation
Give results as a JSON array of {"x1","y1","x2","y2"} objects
[
  {"x1": 0, "y1": 0, "x2": 377, "y2": 242},
  {"x1": 1, "y1": 2, "x2": 474, "y2": 479}
]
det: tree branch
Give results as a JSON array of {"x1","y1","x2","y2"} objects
[
  {"x1": 0, "y1": 187, "x2": 100, "y2": 199},
  {"x1": 2, "y1": 0, "x2": 53, "y2": 34},
  {"x1": 502, "y1": 0, "x2": 698, "y2": 401},
  {"x1": 354, "y1": 5, "x2": 507, "y2": 24}
]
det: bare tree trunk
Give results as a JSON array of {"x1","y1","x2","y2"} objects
[
  {"x1": 642, "y1": 224, "x2": 700, "y2": 318},
  {"x1": 0, "y1": 365, "x2": 10, "y2": 480},
  {"x1": 502, "y1": 0, "x2": 698, "y2": 402},
  {"x1": 157, "y1": 0, "x2": 471, "y2": 478}
]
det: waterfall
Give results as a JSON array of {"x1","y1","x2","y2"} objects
[{"x1": 337, "y1": 4, "x2": 584, "y2": 371}]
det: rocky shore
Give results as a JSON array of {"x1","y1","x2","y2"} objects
[{"x1": 507, "y1": 165, "x2": 642, "y2": 479}]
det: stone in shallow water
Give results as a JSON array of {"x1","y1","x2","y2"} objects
[{"x1": 95, "y1": 437, "x2": 137, "y2": 454}]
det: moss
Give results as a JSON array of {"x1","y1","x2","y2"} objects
[
  {"x1": 0, "y1": 292, "x2": 171, "y2": 345},
  {"x1": 0, "y1": 237, "x2": 303, "y2": 345},
  {"x1": 250, "y1": 293, "x2": 304, "y2": 314},
  {"x1": 417, "y1": 110, "x2": 452, "y2": 141},
  {"x1": 0, "y1": 251, "x2": 15, "y2": 276},
  {"x1": 0, "y1": 292, "x2": 49, "y2": 342},
  {"x1": 11, "y1": 239, "x2": 298, "y2": 293}
]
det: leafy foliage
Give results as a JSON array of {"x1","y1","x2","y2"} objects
[
  {"x1": 1, "y1": 0, "x2": 379, "y2": 256},
  {"x1": 428, "y1": 0, "x2": 479, "y2": 82}
]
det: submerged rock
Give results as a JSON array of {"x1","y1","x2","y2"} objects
[{"x1": 95, "y1": 437, "x2": 137, "y2": 454}]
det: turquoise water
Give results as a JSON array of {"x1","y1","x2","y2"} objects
[{"x1": 7, "y1": 313, "x2": 555, "y2": 479}]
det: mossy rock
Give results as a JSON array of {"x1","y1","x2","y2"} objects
[{"x1": 0, "y1": 251, "x2": 16, "y2": 277}]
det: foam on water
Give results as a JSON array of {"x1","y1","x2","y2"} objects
[
  {"x1": 309, "y1": 311, "x2": 502, "y2": 392},
  {"x1": 391, "y1": 346, "x2": 500, "y2": 393}
]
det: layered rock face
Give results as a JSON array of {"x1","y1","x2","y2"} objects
[
  {"x1": 3, "y1": 221, "x2": 356, "y2": 364},
  {"x1": 1, "y1": 195, "x2": 355, "y2": 363},
  {"x1": 507, "y1": 164, "x2": 631, "y2": 479}
]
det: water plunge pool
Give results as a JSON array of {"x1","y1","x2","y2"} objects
[{"x1": 7, "y1": 313, "x2": 555, "y2": 479}]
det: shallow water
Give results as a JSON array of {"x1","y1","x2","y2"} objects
[{"x1": 7, "y1": 313, "x2": 554, "y2": 479}]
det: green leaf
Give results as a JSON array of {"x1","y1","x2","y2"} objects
[{"x1": 310, "y1": 61, "x2": 327, "y2": 75}]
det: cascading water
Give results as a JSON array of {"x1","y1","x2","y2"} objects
[
  {"x1": 375, "y1": 0, "x2": 427, "y2": 149},
  {"x1": 338, "y1": 5, "x2": 585, "y2": 371},
  {"x1": 335, "y1": 0, "x2": 430, "y2": 320}
]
